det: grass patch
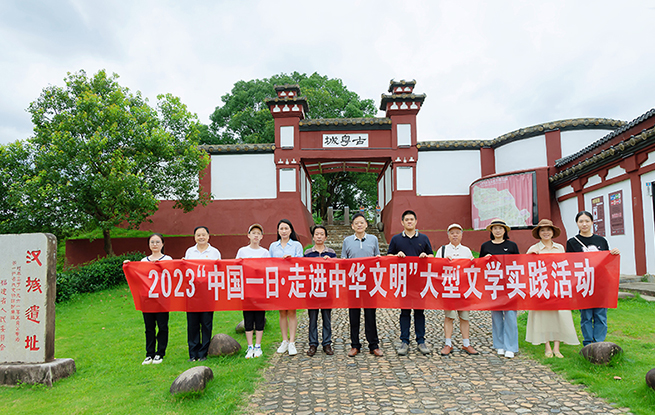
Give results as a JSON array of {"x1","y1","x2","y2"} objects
[
  {"x1": 0, "y1": 284, "x2": 281, "y2": 414},
  {"x1": 518, "y1": 295, "x2": 655, "y2": 415}
]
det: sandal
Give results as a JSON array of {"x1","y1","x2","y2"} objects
[
  {"x1": 554, "y1": 352, "x2": 564, "y2": 358},
  {"x1": 545, "y1": 351, "x2": 554, "y2": 358}
]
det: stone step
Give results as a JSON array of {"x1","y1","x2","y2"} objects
[{"x1": 322, "y1": 224, "x2": 388, "y2": 256}]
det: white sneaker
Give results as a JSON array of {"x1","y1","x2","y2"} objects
[
  {"x1": 253, "y1": 346, "x2": 263, "y2": 358},
  {"x1": 276, "y1": 340, "x2": 289, "y2": 353},
  {"x1": 245, "y1": 345, "x2": 255, "y2": 359},
  {"x1": 152, "y1": 355, "x2": 163, "y2": 364},
  {"x1": 142, "y1": 356, "x2": 152, "y2": 365},
  {"x1": 288, "y1": 342, "x2": 297, "y2": 356},
  {"x1": 497, "y1": 349, "x2": 505, "y2": 355},
  {"x1": 504, "y1": 350, "x2": 515, "y2": 358}
]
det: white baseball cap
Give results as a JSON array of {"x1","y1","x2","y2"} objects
[{"x1": 447, "y1": 223, "x2": 463, "y2": 232}]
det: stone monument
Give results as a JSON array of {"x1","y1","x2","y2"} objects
[{"x1": 0, "y1": 233, "x2": 75, "y2": 386}]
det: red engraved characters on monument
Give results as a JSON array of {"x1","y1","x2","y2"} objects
[
  {"x1": 25, "y1": 334, "x2": 40, "y2": 351},
  {"x1": 26, "y1": 250, "x2": 42, "y2": 266},
  {"x1": 26, "y1": 277, "x2": 42, "y2": 294},
  {"x1": 25, "y1": 305, "x2": 40, "y2": 324}
]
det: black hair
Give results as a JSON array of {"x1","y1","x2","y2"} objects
[
  {"x1": 401, "y1": 210, "x2": 417, "y2": 220},
  {"x1": 311, "y1": 224, "x2": 328, "y2": 237},
  {"x1": 193, "y1": 226, "x2": 210, "y2": 235},
  {"x1": 575, "y1": 211, "x2": 593, "y2": 222},
  {"x1": 147, "y1": 233, "x2": 165, "y2": 253},
  {"x1": 351, "y1": 212, "x2": 368, "y2": 224},
  {"x1": 277, "y1": 219, "x2": 299, "y2": 241}
]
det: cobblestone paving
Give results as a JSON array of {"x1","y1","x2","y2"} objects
[{"x1": 245, "y1": 309, "x2": 632, "y2": 415}]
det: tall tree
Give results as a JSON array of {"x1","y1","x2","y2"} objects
[
  {"x1": 208, "y1": 72, "x2": 376, "y2": 144},
  {"x1": 19, "y1": 69, "x2": 210, "y2": 255},
  {"x1": 208, "y1": 72, "x2": 378, "y2": 218}
]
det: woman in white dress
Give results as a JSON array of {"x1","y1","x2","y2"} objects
[{"x1": 525, "y1": 219, "x2": 580, "y2": 358}]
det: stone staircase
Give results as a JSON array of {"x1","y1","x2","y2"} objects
[{"x1": 323, "y1": 224, "x2": 388, "y2": 257}]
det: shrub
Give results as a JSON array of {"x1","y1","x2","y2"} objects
[{"x1": 56, "y1": 252, "x2": 143, "y2": 303}]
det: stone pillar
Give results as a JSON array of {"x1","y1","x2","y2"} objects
[
  {"x1": 344, "y1": 207, "x2": 350, "y2": 225},
  {"x1": 0, "y1": 233, "x2": 75, "y2": 386},
  {"x1": 327, "y1": 207, "x2": 334, "y2": 225}
]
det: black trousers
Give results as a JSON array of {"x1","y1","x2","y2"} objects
[
  {"x1": 186, "y1": 311, "x2": 213, "y2": 359},
  {"x1": 143, "y1": 312, "x2": 169, "y2": 357},
  {"x1": 349, "y1": 308, "x2": 379, "y2": 351}
]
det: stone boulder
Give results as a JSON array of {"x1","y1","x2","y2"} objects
[
  {"x1": 579, "y1": 342, "x2": 623, "y2": 364},
  {"x1": 208, "y1": 333, "x2": 241, "y2": 357},
  {"x1": 170, "y1": 366, "x2": 213, "y2": 395},
  {"x1": 646, "y1": 368, "x2": 655, "y2": 390},
  {"x1": 617, "y1": 292, "x2": 635, "y2": 299}
]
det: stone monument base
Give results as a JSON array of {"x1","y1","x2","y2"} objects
[{"x1": 0, "y1": 358, "x2": 76, "y2": 387}]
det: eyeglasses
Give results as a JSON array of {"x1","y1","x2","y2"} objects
[{"x1": 150, "y1": 241, "x2": 162, "y2": 245}]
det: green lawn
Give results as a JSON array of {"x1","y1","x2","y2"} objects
[
  {"x1": 518, "y1": 295, "x2": 655, "y2": 415},
  {"x1": 3, "y1": 286, "x2": 655, "y2": 414},
  {"x1": 0, "y1": 285, "x2": 279, "y2": 414}
]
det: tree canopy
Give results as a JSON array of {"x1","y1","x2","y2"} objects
[
  {"x1": 1, "y1": 69, "x2": 210, "y2": 255},
  {"x1": 206, "y1": 72, "x2": 377, "y2": 144},
  {"x1": 206, "y1": 72, "x2": 379, "y2": 219}
]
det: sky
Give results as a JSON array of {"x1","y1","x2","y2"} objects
[{"x1": 1, "y1": 0, "x2": 654, "y2": 145}]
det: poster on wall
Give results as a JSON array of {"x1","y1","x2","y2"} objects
[
  {"x1": 470, "y1": 172, "x2": 537, "y2": 230},
  {"x1": 609, "y1": 190, "x2": 624, "y2": 235},
  {"x1": 591, "y1": 196, "x2": 606, "y2": 237}
]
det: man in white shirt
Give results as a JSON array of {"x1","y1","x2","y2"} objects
[{"x1": 435, "y1": 224, "x2": 479, "y2": 356}]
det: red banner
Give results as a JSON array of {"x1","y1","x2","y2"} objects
[{"x1": 123, "y1": 252, "x2": 620, "y2": 312}]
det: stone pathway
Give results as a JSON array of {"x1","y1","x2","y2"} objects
[{"x1": 245, "y1": 309, "x2": 632, "y2": 415}]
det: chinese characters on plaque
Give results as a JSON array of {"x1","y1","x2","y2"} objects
[{"x1": 322, "y1": 133, "x2": 369, "y2": 148}]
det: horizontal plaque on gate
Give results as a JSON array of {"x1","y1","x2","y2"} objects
[{"x1": 322, "y1": 133, "x2": 368, "y2": 148}]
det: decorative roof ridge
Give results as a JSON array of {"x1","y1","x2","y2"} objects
[
  {"x1": 554, "y1": 109, "x2": 655, "y2": 167},
  {"x1": 274, "y1": 84, "x2": 300, "y2": 91},
  {"x1": 549, "y1": 125, "x2": 655, "y2": 185},
  {"x1": 380, "y1": 93, "x2": 427, "y2": 99},
  {"x1": 300, "y1": 117, "x2": 391, "y2": 126},
  {"x1": 388, "y1": 79, "x2": 416, "y2": 92},
  {"x1": 199, "y1": 143, "x2": 275, "y2": 154}
]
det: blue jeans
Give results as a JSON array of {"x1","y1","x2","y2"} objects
[
  {"x1": 399, "y1": 309, "x2": 425, "y2": 344},
  {"x1": 308, "y1": 309, "x2": 332, "y2": 347},
  {"x1": 579, "y1": 308, "x2": 607, "y2": 346},
  {"x1": 491, "y1": 310, "x2": 518, "y2": 353}
]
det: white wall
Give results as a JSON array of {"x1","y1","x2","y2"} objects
[
  {"x1": 583, "y1": 180, "x2": 634, "y2": 275},
  {"x1": 640, "y1": 170, "x2": 655, "y2": 274},
  {"x1": 495, "y1": 135, "x2": 547, "y2": 174},
  {"x1": 211, "y1": 154, "x2": 276, "y2": 200},
  {"x1": 558, "y1": 197, "x2": 580, "y2": 242},
  {"x1": 384, "y1": 165, "x2": 392, "y2": 206},
  {"x1": 417, "y1": 150, "x2": 481, "y2": 196},
  {"x1": 560, "y1": 130, "x2": 613, "y2": 160}
]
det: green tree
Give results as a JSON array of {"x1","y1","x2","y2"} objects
[
  {"x1": 19, "y1": 69, "x2": 210, "y2": 255},
  {"x1": 208, "y1": 72, "x2": 376, "y2": 144},
  {"x1": 209, "y1": 72, "x2": 378, "y2": 218}
]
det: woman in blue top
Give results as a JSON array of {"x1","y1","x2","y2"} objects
[{"x1": 269, "y1": 219, "x2": 304, "y2": 356}]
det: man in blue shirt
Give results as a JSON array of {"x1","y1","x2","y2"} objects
[
  {"x1": 342, "y1": 213, "x2": 383, "y2": 357},
  {"x1": 387, "y1": 210, "x2": 434, "y2": 356}
]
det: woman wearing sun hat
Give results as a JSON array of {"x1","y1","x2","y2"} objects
[
  {"x1": 480, "y1": 219, "x2": 520, "y2": 358},
  {"x1": 525, "y1": 219, "x2": 580, "y2": 358}
]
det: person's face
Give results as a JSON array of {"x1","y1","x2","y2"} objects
[
  {"x1": 539, "y1": 227, "x2": 553, "y2": 241},
  {"x1": 313, "y1": 228, "x2": 326, "y2": 245},
  {"x1": 577, "y1": 215, "x2": 593, "y2": 234},
  {"x1": 491, "y1": 225, "x2": 505, "y2": 239},
  {"x1": 448, "y1": 228, "x2": 462, "y2": 245},
  {"x1": 248, "y1": 228, "x2": 263, "y2": 244},
  {"x1": 194, "y1": 228, "x2": 209, "y2": 245},
  {"x1": 351, "y1": 217, "x2": 368, "y2": 233},
  {"x1": 149, "y1": 235, "x2": 163, "y2": 253},
  {"x1": 278, "y1": 223, "x2": 291, "y2": 239},
  {"x1": 401, "y1": 214, "x2": 417, "y2": 231}
]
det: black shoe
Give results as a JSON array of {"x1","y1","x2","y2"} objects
[
  {"x1": 188, "y1": 358, "x2": 197, "y2": 362},
  {"x1": 198, "y1": 357, "x2": 207, "y2": 362}
]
